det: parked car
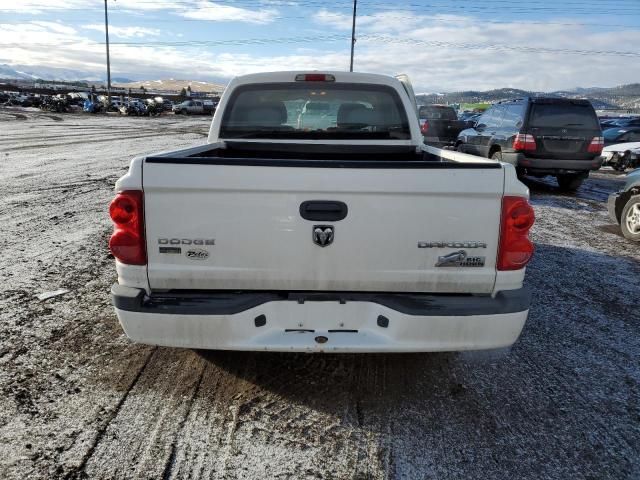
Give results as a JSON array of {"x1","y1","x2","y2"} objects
[
  {"x1": 108, "y1": 99, "x2": 124, "y2": 112},
  {"x1": 459, "y1": 111, "x2": 477, "y2": 121},
  {"x1": 162, "y1": 99, "x2": 173, "y2": 112},
  {"x1": 600, "y1": 118, "x2": 622, "y2": 130},
  {"x1": 172, "y1": 100, "x2": 207, "y2": 115},
  {"x1": 456, "y1": 97, "x2": 603, "y2": 191},
  {"x1": 83, "y1": 99, "x2": 103, "y2": 113},
  {"x1": 40, "y1": 95, "x2": 69, "y2": 113},
  {"x1": 418, "y1": 105, "x2": 468, "y2": 147},
  {"x1": 202, "y1": 100, "x2": 216, "y2": 114},
  {"x1": 108, "y1": 70, "x2": 534, "y2": 353},
  {"x1": 603, "y1": 127, "x2": 640, "y2": 147},
  {"x1": 608, "y1": 168, "x2": 640, "y2": 241},
  {"x1": 611, "y1": 117, "x2": 640, "y2": 128},
  {"x1": 602, "y1": 141, "x2": 640, "y2": 171},
  {"x1": 145, "y1": 97, "x2": 164, "y2": 116}
]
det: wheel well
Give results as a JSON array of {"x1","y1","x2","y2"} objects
[
  {"x1": 617, "y1": 187, "x2": 640, "y2": 221},
  {"x1": 488, "y1": 145, "x2": 501, "y2": 158}
]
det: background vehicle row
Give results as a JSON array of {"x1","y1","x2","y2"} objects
[{"x1": 454, "y1": 97, "x2": 604, "y2": 191}]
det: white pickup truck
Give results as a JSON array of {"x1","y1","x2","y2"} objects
[{"x1": 109, "y1": 71, "x2": 535, "y2": 353}]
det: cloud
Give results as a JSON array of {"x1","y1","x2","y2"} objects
[
  {"x1": 1, "y1": 14, "x2": 640, "y2": 92},
  {"x1": 178, "y1": 1, "x2": 278, "y2": 24},
  {"x1": 314, "y1": 10, "x2": 354, "y2": 30},
  {"x1": 310, "y1": 10, "x2": 640, "y2": 91},
  {"x1": 0, "y1": 0, "x2": 91, "y2": 14},
  {"x1": 313, "y1": 9, "x2": 424, "y2": 33},
  {"x1": 83, "y1": 24, "x2": 161, "y2": 39},
  {"x1": 30, "y1": 21, "x2": 77, "y2": 35},
  {"x1": 0, "y1": 0, "x2": 278, "y2": 25}
]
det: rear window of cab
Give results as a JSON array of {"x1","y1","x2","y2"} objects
[
  {"x1": 529, "y1": 102, "x2": 599, "y2": 129},
  {"x1": 220, "y1": 83, "x2": 411, "y2": 140}
]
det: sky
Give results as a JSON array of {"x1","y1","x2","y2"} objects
[{"x1": 1, "y1": 0, "x2": 640, "y2": 92}]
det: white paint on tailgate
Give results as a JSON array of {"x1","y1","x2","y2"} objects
[{"x1": 143, "y1": 163, "x2": 504, "y2": 293}]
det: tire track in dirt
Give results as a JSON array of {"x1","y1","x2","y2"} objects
[
  {"x1": 82, "y1": 350, "x2": 206, "y2": 479},
  {"x1": 69, "y1": 347, "x2": 157, "y2": 477},
  {"x1": 3, "y1": 132, "x2": 205, "y2": 152}
]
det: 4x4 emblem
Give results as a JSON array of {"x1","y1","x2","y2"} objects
[{"x1": 313, "y1": 225, "x2": 334, "y2": 247}]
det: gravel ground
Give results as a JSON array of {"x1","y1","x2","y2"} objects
[{"x1": 0, "y1": 107, "x2": 638, "y2": 480}]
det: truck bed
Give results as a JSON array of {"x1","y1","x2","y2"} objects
[{"x1": 146, "y1": 142, "x2": 501, "y2": 169}]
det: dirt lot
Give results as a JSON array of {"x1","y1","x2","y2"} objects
[{"x1": 0, "y1": 107, "x2": 638, "y2": 480}]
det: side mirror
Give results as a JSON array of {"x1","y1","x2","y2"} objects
[{"x1": 475, "y1": 123, "x2": 487, "y2": 131}]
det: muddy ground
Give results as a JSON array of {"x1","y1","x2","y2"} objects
[{"x1": 0, "y1": 107, "x2": 638, "y2": 480}]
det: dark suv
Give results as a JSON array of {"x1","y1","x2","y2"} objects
[{"x1": 455, "y1": 97, "x2": 603, "y2": 191}]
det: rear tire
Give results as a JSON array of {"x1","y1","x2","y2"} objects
[
  {"x1": 456, "y1": 143, "x2": 465, "y2": 153},
  {"x1": 556, "y1": 174, "x2": 584, "y2": 192},
  {"x1": 620, "y1": 196, "x2": 640, "y2": 241},
  {"x1": 490, "y1": 151, "x2": 502, "y2": 162}
]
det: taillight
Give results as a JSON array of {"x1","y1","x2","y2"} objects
[
  {"x1": 587, "y1": 136, "x2": 604, "y2": 154},
  {"x1": 513, "y1": 133, "x2": 536, "y2": 151},
  {"x1": 109, "y1": 190, "x2": 146, "y2": 265},
  {"x1": 295, "y1": 73, "x2": 336, "y2": 82},
  {"x1": 421, "y1": 120, "x2": 429, "y2": 134},
  {"x1": 497, "y1": 196, "x2": 535, "y2": 271}
]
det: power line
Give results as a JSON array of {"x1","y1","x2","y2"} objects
[
  {"x1": 89, "y1": 14, "x2": 640, "y2": 29},
  {"x1": 360, "y1": 34, "x2": 640, "y2": 57},
  {"x1": 0, "y1": 35, "x2": 349, "y2": 48},
  {"x1": 4, "y1": 0, "x2": 640, "y2": 14},
  {"x1": 2, "y1": 34, "x2": 639, "y2": 58}
]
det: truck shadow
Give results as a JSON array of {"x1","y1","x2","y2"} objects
[{"x1": 523, "y1": 173, "x2": 624, "y2": 204}]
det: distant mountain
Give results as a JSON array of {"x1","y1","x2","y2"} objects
[
  {"x1": 111, "y1": 77, "x2": 135, "y2": 83},
  {"x1": 0, "y1": 63, "x2": 225, "y2": 94},
  {"x1": 416, "y1": 84, "x2": 640, "y2": 111},
  {"x1": 113, "y1": 78, "x2": 226, "y2": 93},
  {"x1": 0, "y1": 63, "x2": 103, "y2": 82},
  {"x1": 0, "y1": 64, "x2": 36, "y2": 80}
]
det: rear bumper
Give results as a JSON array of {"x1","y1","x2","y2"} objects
[
  {"x1": 501, "y1": 152, "x2": 602, "y2": 174},
  {"x1": 112, "y1": 285, "x2": 531, "y2": 353}
]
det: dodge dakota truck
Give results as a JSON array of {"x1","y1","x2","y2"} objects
[{"x1": 109, "y1": 71, "x2": 535, "y2": 353}]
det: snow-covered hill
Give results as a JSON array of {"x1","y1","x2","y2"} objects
[{"x1": 112, "y1": 78, "x2": 226, "y2": 93}]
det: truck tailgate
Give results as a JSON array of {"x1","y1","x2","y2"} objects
[{"x1": 142, "y1": 161, "x2": 504, "y2": 294}]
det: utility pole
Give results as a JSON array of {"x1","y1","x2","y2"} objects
[
  {"x1": 104, "y1": 0, "x2": 112, "y2": 109},
  {"x1": 349, "y1": 0, "x2": 357, "y2": 72}
]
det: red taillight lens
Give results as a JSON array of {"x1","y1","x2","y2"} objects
[
  {"x1": 587, "y1": 136, "x2": 604, "y2": 154},
  {"x1": 295, "y1": 73, "x2": 336, "y2": 82},
  {"x1": 497, "y1": 196, "x2": 535, "y2": 271},
  {"x1": 109, "y1": 190, "x2": 146, "y2": 265},
  {"x1": 513, "y1": 133, "x2": 536, "y2": 151},
  {"x1": 420, "y1": 120, "x2": 429, "y2": 134},
  {"x1": 110, "y1": 195, "x2": 137, "y2": 224}
]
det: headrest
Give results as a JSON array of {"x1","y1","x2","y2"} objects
[
  {"x1": 337, "y1": 103, "x2": 381, "y2": 128},
  {"x1": 230, "y1": 101, "x2": 288, "y2": 125}
]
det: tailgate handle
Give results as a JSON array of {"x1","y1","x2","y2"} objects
[{"x1": 299, "y1": 200, "x2": 348, "y2": 221}]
